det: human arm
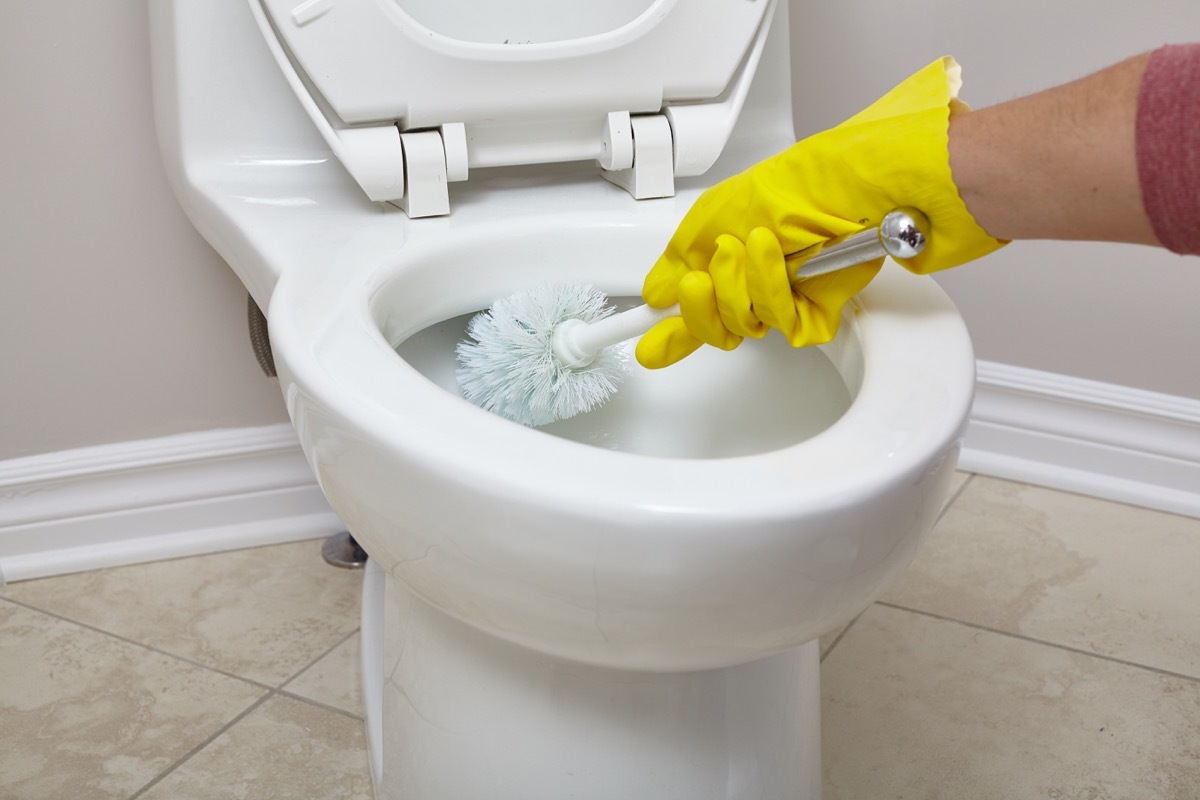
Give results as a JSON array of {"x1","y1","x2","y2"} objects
[
  {"x1": 635, "y1": 57, "x2": 1005, "y2": 369},
  {"x1": 956, "y1": 43, "x2": 1200, "y2": 251},
  {"x1": 947, "y1": 53, "x2": 1157, "y2": 245},
  {"x1": 637, "y1": 46, "x2": 1200, "y2": 370}
]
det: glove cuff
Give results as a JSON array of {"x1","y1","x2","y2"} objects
[
  {"x1": 871, "y1": 57, "x2": 1007, "y2": 273},
  {"x1": 786, "y1": 57, "x2": 1007, "y2": 273}
]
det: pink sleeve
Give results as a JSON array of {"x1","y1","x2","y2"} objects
[{"x1": 1136, "y1": 43, "x2": 1200, "y2": 255}]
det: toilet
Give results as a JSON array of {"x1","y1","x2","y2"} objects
[{"x1": 149, "y1": 1, "x2": 976, "y2": 798}]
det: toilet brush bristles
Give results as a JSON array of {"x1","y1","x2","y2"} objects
[{"x1": 455, "y1": 283, "x2": 628, "y2": 426}]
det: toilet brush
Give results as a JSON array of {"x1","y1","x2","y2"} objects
[{"x1": 456, "y1": 208, "x2": 930, "y2": 427}]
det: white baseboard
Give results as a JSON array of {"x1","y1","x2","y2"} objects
[
  {"x1": 961, "y1": 361, "x2": 1200, "y2": 519},
  {"x1": 0, "y1": 424, "x2": 342, "y2": 584},
  {"x1": 2, "y1": 364, "x2": 1196, "y2": 584}
]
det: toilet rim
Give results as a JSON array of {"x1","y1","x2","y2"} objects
[{"x1": 268, "y1": 216, "x2": 976, "y2": 520}]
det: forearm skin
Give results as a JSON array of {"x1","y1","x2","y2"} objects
[{"x1": 948, "y1": 54, "x2": 1159, "y2": 246}]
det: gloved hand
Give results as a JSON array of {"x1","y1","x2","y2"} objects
[{"x1": 635, "y1": 57, "x2": 1006, "y2": 369}]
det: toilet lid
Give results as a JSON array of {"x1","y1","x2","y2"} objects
[{"x1": 251, "y1": 0, "x2": 777, "y2": 209}]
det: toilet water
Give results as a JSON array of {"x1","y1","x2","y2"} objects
[{"x1": 396, "y1": 302, "x2": 852, "y2": 459}]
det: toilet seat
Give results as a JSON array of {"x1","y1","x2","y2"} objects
[{"x1": 250, "y1": 0, "x2": 778, "y2": 212}]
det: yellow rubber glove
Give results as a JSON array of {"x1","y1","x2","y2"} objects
[{"x1": 636, "y1": 57, "x2": 1006, "y2": 370}]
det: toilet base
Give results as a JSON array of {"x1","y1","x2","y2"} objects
[{"x1": 361, "y1": 561, "x2": 822, "y2": 800}]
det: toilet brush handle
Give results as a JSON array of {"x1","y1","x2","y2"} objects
[
  {"x1": 553, "y1": 208, "x2": 930, "y2": 368},
  {"x1": 788, "y1": 206, "x2": 930, "y2": 278},
  {"x1": 552, "y1": 305, "x2": 675, "y2": 368}
]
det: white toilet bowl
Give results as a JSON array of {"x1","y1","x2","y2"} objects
[
  {"x1": 273, "y1": 215, "x2": 971, "y2": 797},
  {"x1": 271, "y1": 214, "x2": 971, "y2": 673},
  {"x1": 150, "y1": 1, "x2": 976, "y2": 797}
]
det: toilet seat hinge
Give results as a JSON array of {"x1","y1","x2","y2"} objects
[
  {"x1": 600, "y1": 112, "x2": 676, "y2": 201},
  {"x1": 391, "y1": 123, "x2": 470, "y2": 219},
  {"x1": 391, "y1": 113, "x2": 674, "y2": 217}
]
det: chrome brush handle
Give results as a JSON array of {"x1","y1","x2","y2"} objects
[{"x1": 790, "y1": 207, "x2": 930, "y2": 279}]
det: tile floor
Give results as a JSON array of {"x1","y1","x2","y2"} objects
[{"x1": 2, "y1": 473, "x2": 1198, "y2": 799}]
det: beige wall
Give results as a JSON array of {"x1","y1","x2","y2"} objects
[
  {"x1": 0, "y1": 1, "x2": 289, "y2": 460},
  {"x1": 788, "y1": 0, "x2": 1200, "y2": 399},
  {"x1": 1, "y1": 1, "x2": 1197, "y2": 462}
]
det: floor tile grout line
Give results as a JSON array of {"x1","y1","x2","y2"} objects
[
  {"x1": 820, "y1": 608, "x2": 866, "y2": 664},
  {"x1": 3, "y1": 584, "x2": 369, "y2": 790},
  {"x1": 274, "y1": 625, "x2": 367, "y2": 722},
  {"x1": 275, "y1": 687, "x2": 366, "y2": 722},
  {"x1": 123, "y1": 687, "x2": 365, "y2": 799},
  {"x1": 0, "y1": 594, "x2": 279, "y2": 693},
  {"x1": 951, "y1": 472, "x2": 976, "y2": 505},
  {"x1": 875, "y1": 600, "x2": 1200, "y2": 686},
  {"x1": 936, "y1": 472, "x2": 976, "y2": 522},
  {"x1": 126, "y1": 690, "x2": 276, "y2": 800},
  {"x1": 820, "y1": 473, "x2": 974, "y2": 665},
  {"x1": 278, "y1": 626, "x2": 361, "y2": 691}
]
